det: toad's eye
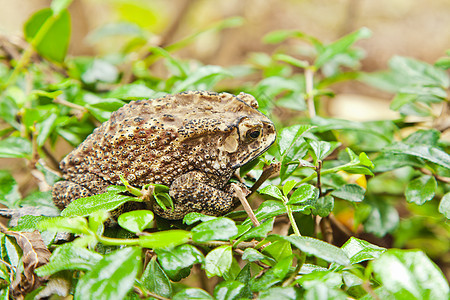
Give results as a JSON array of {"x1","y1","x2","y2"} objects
[{"x1": 247, "y1": 129, "x2": 261, "y2": 140}]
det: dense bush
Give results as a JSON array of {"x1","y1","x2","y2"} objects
[{"x1": 0, "y1": 1, "x2": 449, "y2": 299}]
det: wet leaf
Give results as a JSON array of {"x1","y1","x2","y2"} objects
[
  {"x1": 191, "y1": 218, "x2": 238, "y2": 242},
  {"x1": 156, "y1": 244, "x2": 204, "y2": 281},
  {"x1": 250, "y1": 255, "x2": 293, "y2": 291},
  {"x1": 286, "y1": 184, "x2": 318, "y2": 205},
  {"x1": 0, "y1": 137, "x2": 32, "y2": 159},
  {"x1": 118, "y1": 210, "x2": 154, "y2": 233},
  {"x1": 259, "y1": 185, "x2": 284, "y2": 200},
  {"x1": 341, "y1": 237, "x2": 386, "y2": 264},
  {"x1": 405, "y1": 175, "x2": 436, "y2": 205},
  {"x1": 236, "y1": 218, "x2": 275, "y2": 243},
  {"x1": 372, "y1": 249, "x2": 449, "y2": 300},
  {"x1": 213, "y1": 281, "x2": 245, "y2": 300},
  {"x1": 331, "y1": 184, "x2": 365, "y2": 202},
  {"x1": 0, "y1": 170, "x2": 21, "y2": 208},
  {"x1": 173, "y1": 288, "x2": 213, "y2": 300},
  {"x1": 36, "y1": 243, "x2": 102, "y2": 276},
  {"x1": 140, "y1": 256, "x2": 172, "y2": 298},
  {"x1": 74, "y1": 247, "x2": 141, "y2": 300},
  {"x1": 204, "y1": 245, "x2": 232, "y2": 278},
  {"x1": 271, "y1": 235, "x2": 350, "y2": 265},
  {"x1": 61, "y1": 188, "x2": 137, "y2": 217},
  {"x1": 439, "y1": 192, "x2": 450, "y2": 219}
]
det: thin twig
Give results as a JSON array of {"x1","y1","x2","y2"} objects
[
  {"x1": 420, "y1": 168, "x2": 450, "y2": 183},
  {"x1": 249, "y1": 162, "x2": 281, "y2": 195},
  {"x1": 232, "y1": 183, "x2": 260, "y2": 227},
  {"x1": 53, "y1": 97, "x2": 88, "y2": 113},
  {"x1": 316, "y1": 160, "x2": 322, "y2": 197},
  {"x1": 319, "y1": 216, "x2": 333, "y2": 244}
]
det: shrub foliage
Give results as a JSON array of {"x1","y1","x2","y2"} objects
[{"x1": 0, "y1": 0, "x2": 449, "y2": 299}]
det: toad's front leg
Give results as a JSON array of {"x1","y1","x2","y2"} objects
[{"x1": 153, "y1": 171, "x2": 248, "y2": 220}]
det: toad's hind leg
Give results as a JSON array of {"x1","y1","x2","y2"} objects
[
  {"x1": 154, "y1": 171, "x2": 242, "y2": 220},
  {"x1": 52, "y1": 181, "x2": 92, "y2": 210}
]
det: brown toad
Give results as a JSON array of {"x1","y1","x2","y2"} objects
[{"x1": 52, "y1": 91, "x2": 276, "y2": 219}]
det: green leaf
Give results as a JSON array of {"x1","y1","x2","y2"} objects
[
  {"x1": 307, "y1": 139, "x2": 340, "y2": 163},
  {"x1": 243, "y1": 201, "x2": 286, "y2": 224},
  {"x1": 0, "y1": 136, "x2": 32, "y2": 159},
  {"x1": 383, "y1": 142, "x2": 450, "y2": 169},
  {"x1": 259, "y1": 185, "x2": 284, "y2": 200},
  {"x1": 263, "y1": 29, "x2": 322, "y2": 47},
  {"x1": 118, "y1": 210, "x2": 154, "y2": 233},
  {"x1": 250, "y1": 255, "x2": 293, "y2": 291},
  {"x1": 359, "y1": 152, "x2": 374, "y2": 168},
  {"x1": 282, "y1": 180, "x2": 297, "y2": 196},
  {"x1": 364, "y1": 199, "x2": 399, "y2": 237},
  {"x1": 372, "y1": 249, "x2": 449, "y2": 300},
  {"x1": 61, "y1": 189, "x2": 138, "y2": 217},
  {"x1": 373, "y1": 152, "x2": 424, "y2": 172},
  {"x1": 140, "y1": 257, "x2": 172, "y2": 298},
  {"x1": 314, "y1": 27, "x2": 372, "y2": 68},
  {"x1": 389, "y1": 56, "x2": 449, "y2": 89},
  {"x1": 156, "y1": 244, "x2": 204, "y2": 281},
  {"x1": 183, "y1": 212, "x2": 217, "y2": 225},
  {"x1": 36, "y1": 113, "x2": 57, "y2": 146},
  {"x1": 303, "y1": 283, "x2": 348, "y2": 300},
  {"x1": 296, "y1": 270, "x2": 343, "y2": 289},
  {"x1": 405, "y1": 175, "x2": 436, "y2": 205},
  {"x1": 259, "y1": 287, "x2": 301, "y2": 300},
  {"x1": 108, "y1": 83, "x2": 156, "y2": 100},
  {"x1": 0, "y1": 170, "x2": 21, "y2": 208},
  {"x1": 139, "y1": 230, "x2": 191, "y2": 249},
  {"x1": 341, "y1": 237, "x2": 386, "y2": 264},
  {"x1": 439, "y1": 192, "x2": 450, "y2": 219},
  {"x1": 204, "y1": 245, "x2": 232, "y2": 278},
  {"x1": 403, "y1": 129, "x2": 440, "y2": 146},
  {"x1": 262, "y1": 239, "x2": 293, "y2": 264},
  {"x1": 213, "y1": 281, "x2": 245, "y2": 300},
  {"x1": 172, "y1": 65, "x2": 231, "y2": 93},
  {"x1": 74, "y1": 247, "x2": 142, "y2": 300},
  {"x1": 173, "y1": 288, "x2": 213, "y2": 300},
  {"x1": 191, "y1": 218, "x2": 238, "y2": 242},
  {"x1": 236, "y1": 218, "x2": 275, "y2": 243},
  {"x1": 286, "y1": 184, "x2": 318, "y2": 205},
  {"x1": 331, "y1": 184, "x2": 365, "y2": 202},
  {"x1": 311, "y1": 116, "x2": 391, "y2": 141},
  {"x1": 35, "y1": 243, "x2": 102, "y2": 276},
  {"x1": 81, "y1": 59, "x2": 119, "y2": 84},
  {"x1": 278, "y1": 124, "x2": 314, "y2": 157},
  {"x1": 24, "y1": 8, "x2": 71, "y2": 62},
  {"x1": 242, "y1": 248, "x2": 274, "y2": 264},
  {"x1": 272, "y1": 235, "x2": 350, "y2": 265},
  {"x1": 38, "y1": 216, "x2": 90, "y2": 235},
  {"x1": 274, "y1": 53, "x2": 309, "y2": 68},
  {"x1": 312, "y1": 195, "x2": 334, "y2": 217}
]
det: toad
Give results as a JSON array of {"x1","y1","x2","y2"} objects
[{"x1": 52, "y1": 91, "x2": 276, "y2": 219}]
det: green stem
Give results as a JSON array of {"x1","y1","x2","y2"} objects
[
  {"x1": 297, "y1": 161, "x2": 357, "y2": 185},
  {"x1": 286, "y1": 203, "x2": 301, "y2": 236},
  {"x1": 283, "y1": 196, "x2": 301, "y2": 236},
  {"x1": 96, "y1": 235, "x2": 140, "y2": 246}
]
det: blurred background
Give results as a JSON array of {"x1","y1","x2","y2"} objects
[{"x1": 1, "y1": 0, "x2": 450, "y2": 120}]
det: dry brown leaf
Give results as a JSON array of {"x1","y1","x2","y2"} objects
[{"x1": 3, "y1": 230, "x2": 51, "y2": 298}]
